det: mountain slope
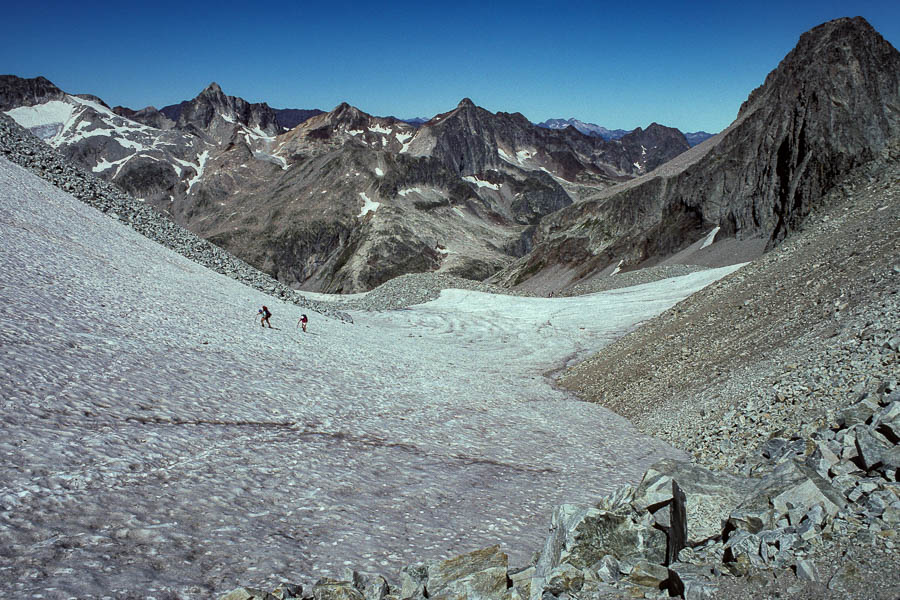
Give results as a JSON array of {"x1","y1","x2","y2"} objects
[
  {"x1": 494, "y1": 17, "x2": 900, "y2": 290},
  {"x1": 1, "y1": 145, "x2": 750, "y2": 597},
  {"x1": 2, "y1": 80, "x2": 690, "y2": 293}
]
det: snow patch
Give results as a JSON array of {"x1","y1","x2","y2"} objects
[
  {"x1": 375, "y1": 167, "x2": 384, "y2": 177},
  {"x1": 399, "y1": 133, "x2": 416, "y2": 154},
  {"x1": 369, "y1": 124, "x2": 392, "y2": 135},
  {"x1": 700, "y1": 226, "x2": 721, "y2": 250},
  {"x1": 611, "y1": 259, "x2": 624, "y2": 275},
  {"x1": 516, "y1": 149, "x2": 535, "y2": 162},
  {"x1": 92, "y1": 156, "x2": 129, "y2": 174},
  {"x1": 347, "y1": 129, "x2": 364, "y2": 136},
  {"x1": 186, "y1": 150, "x2": 210, "y2": 194},
  {"x1": 395, "y1": 132, "x2": 412, "y2": 144},
  {"x1": 463, "y1": 176, "x2": 500, "y2": 191},
  {"x1": 357, "y1": 192, "x2": 380, "y2": 217}
]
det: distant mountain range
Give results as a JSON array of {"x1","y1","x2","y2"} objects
[
  {"x1": 537, "y1": 118, "x2": 715, "y2": 147},
  {"x1": 0, "y1": 78, "x2": 690, "y2": 292},
  {"x1": 2, "y1": 16, "x2": 895, "y2": 296}
]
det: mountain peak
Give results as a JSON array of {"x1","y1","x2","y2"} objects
[
  {"x1": 201, "y1": 82, "x2": 223, "y2": 96},
  {"x1": 457, "y1": 98, "x2": 476, "y2": 109},
  {"x1": 739, "y1": 16, "x2": 894, "y2": 119}
]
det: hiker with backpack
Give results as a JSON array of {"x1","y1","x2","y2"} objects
[
  {"x1": 258, "y1": 305, "x2": 273, "y2": 328},
  {"x1": 297, "y1": 314, "x2": 308, "y2": 332}
]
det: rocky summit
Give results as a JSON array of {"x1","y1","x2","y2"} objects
[{"x1": 493, "y1": 16, "x2": 900, "y2": 293}]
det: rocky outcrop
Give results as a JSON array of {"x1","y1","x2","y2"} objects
[
  {"x1": 405, "y1": 98, "x2": 688, "y2": 185},
  {"x1": 170, "y1": 82, "x2": 283, "y2": 143},
  {"x1": 112, "y1": 104, "x2": 176, "y2": 129},
  {"x1": 497, "y1": 16, "x2": 900, "y2": 288},
  {"x1": 0, "y1": 74, "x2": 66, "y2": 110}
]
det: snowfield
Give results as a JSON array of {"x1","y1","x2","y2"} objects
[{"x1": 0, "y1": 157, "x2": 743, "y2": 597}]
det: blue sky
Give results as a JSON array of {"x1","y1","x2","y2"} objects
[{"x1": 4, "y1": 1, "x2": 899, "y2": 132}]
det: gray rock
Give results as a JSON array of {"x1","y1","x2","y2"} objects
[
  {"x1": 425, "y1": 545, "x2": 508, "y2": 600},
  {"x1": 632, "y1": 459, "x2": 753, "y2": 545},
  {"x1": 592, "y1": 555, "x2": 621, "y2": 583},
  {"x1": 313, "y1": 578, "x2": 365, "y2": 600},
  {"x1": 273, "y1": 583, "x2": 303, "y2": 599},
  {"x1": 399, "y1": 563, "x2": 428, "y2": 600},
  {"x1": 543, "y1": 564, "x2": 584, "y2": 596},
  {"x1": 854, "y1": 428, "x2": 887, "y2": 471},
  {"x1": 835, "y1": 399, "x2": 879, "y2": 428},
  {"x1": 509, "y1": 566, "x2": 534, "y2": 600},
  {"x1": 625, "y1": 559, "x2": 669, "y2": 589},
  {"x1": 729, "y1": 460, "x2": 846, "y2": 538},
  {"x1": 723, "y1": 530, "x2": 766, "y2": 571},
  {"x1": 794, "y1": 558, "x2": 819, "y2": 582},
  {"x1": 531, "y1": 499, "x2": 665, "y2": 600},
  {"x1": 667, "y1": 562, "x2": 719, "y2": 600}
]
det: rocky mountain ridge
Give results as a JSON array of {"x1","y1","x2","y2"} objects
[
  {"x1": 537, "y1": 118, "x2": 714, "y2": 147},
  {"x1": 493, "y1": 16, "x2": 900, "y2": 293},
  {"x1": 1, "y1": 75, "x2": 690, "y2": 293}
]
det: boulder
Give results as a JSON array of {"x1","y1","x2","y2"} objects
[
  {"x1": 667, "y1": 562, "x2": 719, "y2": 600},
  {"x1": 854, "y1": 428, "x2": 888, "y2": 471},
  {"x1": 530, "y1": 500, "x2": 665, "y2": 600},
  {"x1": 728, "y1": 461, "x2": 846, "y2": 535},
  {"x1": 425, "y1": 545, "x2": 509, "y2": 600},
  {"x1": 805, "y1": 440, "x2": 841, "y2": 479},
  {"x1": 273, "y1": 583, "x2": 303, "y2": 599},
  {"x1": 633, "y1": 459, "x2": 755, "y2": 545},
  {"x1": 794, "y1": 559, "x2": 819, "y2": 582},
  {"x1": 543, "y1": 564, "x2": 584, "y2": 596},
  {"x1": 400, "y1": 564, "x2": 427, "y2": 600},
  {"x1": 625, "y1": 559, "x2": 668, "y2": 589},
  {"x1": 314, "y1": 578, "x2": 365, "y2": 600},
  {"x1": 509, "y1": 566, "x2": 534, "y2": 600},
  {"x1": 835, "y1": 399, "x2": 879, "y2": 428},
  {"x1": 220, "y1": 589, "x2": 278, "y2": 600},
  {"x1": 723, "y1": 530, "x2": 766, "y2": 572}
]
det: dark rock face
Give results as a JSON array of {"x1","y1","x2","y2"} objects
[
  {"x1": 113, "y1": 105, "x2": 176, "y2": 130},
  {"x1": 273, "y1": 107, "x2": 323, "y2": 129},
  {"x1": 0, "y1": 75, "x2": 66, "y2": 110},
  {"x1": 497, "y1": 16, "x2": 900, "y2": 288},
  {"x1": 410, "y1": 99, "x2": 687, "y2": 185},
  {"x1": 173, "y1": 82, "x2": 282, "y2": 142}
]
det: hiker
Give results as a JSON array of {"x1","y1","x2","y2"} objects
[
  {"x1": 258, "y1": 305, "x2": 272, "y2": 328},
  {"x1": 297, "y1": 314, "x2": 308, "y2": 332}
]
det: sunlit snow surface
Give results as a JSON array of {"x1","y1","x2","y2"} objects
[{"x1": 0, "y1": 157, "x2": 743, "y2": 597}]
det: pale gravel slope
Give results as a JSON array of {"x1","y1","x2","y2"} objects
[{"x1": 0, "y1": 157, "x2": 741, "y2": 598}]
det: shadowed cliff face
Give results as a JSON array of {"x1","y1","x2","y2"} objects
[{"x1": 496, "y1": 16, "x2": 900, "y2": 288}]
